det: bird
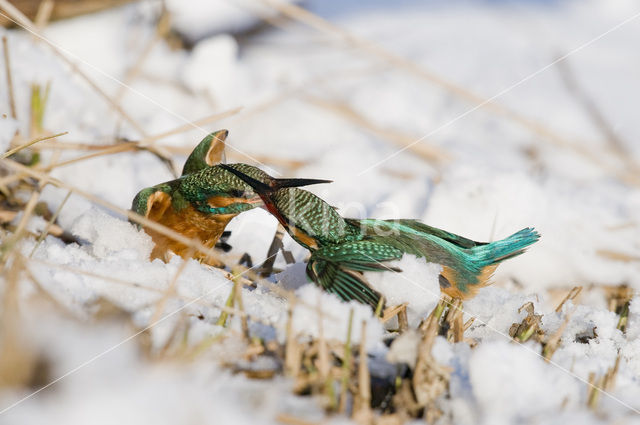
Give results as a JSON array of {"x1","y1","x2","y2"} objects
[
  {"x1": 219, "y1": 164, "x2": 541, "y2": 309},
  {"x1": 131, "y1": 131, "x2": 330, "y2": 266}
]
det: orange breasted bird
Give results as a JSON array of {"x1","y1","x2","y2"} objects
[
  {"x1": 131, "y1": 131, "x2": 330, "y2": 266},
  {"x1": 220, "y1": 164, "x2": 541, "y2": 309}
]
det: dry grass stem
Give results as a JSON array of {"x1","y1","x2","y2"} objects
[
  {"x1": 275, "y1": 413, "x2": 321, "y2": 425},
  {"x1": 556, "y1": 57, "x2": 640, "y2": 176},
  {"x1": 542, "y1": 309, "x2": 573, "y2": 360},
  {"x1": 338, "y1": 308, "x2": 354, "y2": 413},
  {"x1": 316, "y1": 294, "x2": 330, "y2": 380},
  {"x1": 412, "y1": 300, "x2": 450, "y2": 419},
  {"x1": 0, "y1": 0, "x2": 148, "y2": 135},
  {"x1": 305, "y1": 96, "x2": 449, "y2": 164},
  {"x1": 596, "y1": 249, "x2": 640, "y2": 262},
  {"x1": 2, "y1": 35, "x2": 16, "y2": 119},
  {"x1": 34, "y1": 0, "x2": 54, "y2": 29},
  {"x1": 509, "y1": 302, "x2": 543, "y2": 343},
  {"x1": 285, "y1": 303, "x2": 302, "y2": 377},
  {"x1": 257, "y1": 1, "x2": 612, "y2": 167},
  {"x1": 138, "y1": 107, "x2": 243, "y2": 147},
  {"x1": 353, "y1": 320, "x2": 372, "y2": 425},
  {"x1": 149, "y1": 248, "x2": 195, "y2": 325},
  {"x1": 29, "y1": 189, "x2": 72, "y2": 257},
  {"x1": 231, "y1": 266, "x2": 250, "y2": 340},
  {"x1": 555, "y1": 286, "x2": 582, "y2": 313},
  {"x1": 0, "y1": 0, "x2": 136, "y2": 27},
  {"x1": 1, "y1": 132, "x2": 67, "y2": 159},
  {"x1": 0, "y1": 256, "x2": 40, "y2": 388}
]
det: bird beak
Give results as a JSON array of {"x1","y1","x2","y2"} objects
[
  {"x1": 220, "y1": 164, "x2": 272, "y2": 194},
  {"x1": 220, "y1": 164, "x2": 332, "y2": 195}
]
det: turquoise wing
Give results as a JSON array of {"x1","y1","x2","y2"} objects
[
  {"x1": 352, "y1": 218, "x2": 485, "y2": 249},
  {"x1": 306, "y1": 241, "x2": 404, "y2": 308}
]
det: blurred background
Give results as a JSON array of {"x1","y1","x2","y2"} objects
[{"x1": 1, "y1": 0, "x2": 639, "y2": 424}]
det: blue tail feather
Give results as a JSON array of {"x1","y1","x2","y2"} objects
[{"x1": 470, "y1": 227, "x2": 540, "y2": 267}]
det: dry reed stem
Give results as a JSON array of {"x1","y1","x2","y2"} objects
[
  {"x1": 37, "y1": 258, "x2": 277, "y2": 328},
  {"x1": 29, "y1": 189, "x2": 72, "y2": 257},
  {"x1": 543, "y1": 309, "x2": 573, "y2": 360},
  {"x1": 138, "y1": 107, "x2": 243, "y2": 147},
  {"x1": 555, "y1": 286, "x2": 582, "y2": 313},
  {"x1": 22, "y1": 259, "x2": 77, "y2": 318},
  {"x1": 1, "y1": 132, "x2": 67, "y2": 159},
  {"x1": 596, "y1": 249, "x2": 640, "y2": 263},
  {"x1": 0, "y1": 0, "x2": 136, "y2": 27},
  {"x1": 0, "y1": 189, "x2": 40, "y2": 267},
  {"x1": 149, "y1": 247, "x2": 195, "y2": 326},
  {"x1": 39, "y1": 108, "x2": 241, "y2": 173},
  {"x1": 305, "y1": 96, "x2": 449, "y2": 164},
  {"x1": 338, "y1": 308, "x2": 354, "y2": 413},
  {"x1": 353, "y1": 320, "x2": 372, "y2": 425},
  {"x1": 34, "y1": 0, "x2": 54, "y2": 29},
  {"x1": 2, "y1": 35, "x2": 16, "y2": 119},
  {"x1": 0, "y1": 0, "x2": 148, "y2": 135},
  {"x1": 316, "y1": 293, "x2": 330, "y2": 380},
  {"x1": 0, "y1": 255, "x2": 39, "y2": 388},
  {"x1": 257, "y1": 0, "x2": 640, "y2": 188},
  {"x1": 275, "y1": 413, "x2": 322, "y2": 425},
  {"x1": 586, "y1": 356, "x2": 619, "y2": 413},
  {"x1": 412, "y1": 299, "x2": 450, "y2": 412},
  {"x1": 231, "y1": 265, "x2": 250, "y2": 340},
  {"x1": 381, "y1": 303, "x2": 407, "y2": 324},
  {"x1": 114, "y1": 28, "x2": 161, "y2": 102},
  {"x1": 510, "y1": 302, "x2": 543, "y2": 343},
  {"x1": 259, "y1": 4, "x2": 595, "y2": 150},
  {"x1": 285, "y1": 303, "x2": 302, "y2": 377},
  {"x1": 556, "y1": 57, "x2": 640, "y2": 176},
  {"x1": 30, "y1": 140, "x2": 310, "y2": 171}
]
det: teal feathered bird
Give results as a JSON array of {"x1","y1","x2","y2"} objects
[
  {"x1": 220, "y1": 164, "x2": 540, "y2": 308},
  {"x1": 131, "y1": 130, "x2": 330, "y2": 266}
]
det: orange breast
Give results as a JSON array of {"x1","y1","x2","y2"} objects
[{"x1": 144, "y1": 200, "x2": 235, "y2": 267}]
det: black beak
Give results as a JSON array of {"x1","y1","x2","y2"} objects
[{"x1": 220, "y1": 164, "x2": 332, "y2": 195}]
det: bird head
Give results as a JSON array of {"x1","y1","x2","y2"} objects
[{"x1": 131, "y1": 183, "x2": 175, "y2": 226}]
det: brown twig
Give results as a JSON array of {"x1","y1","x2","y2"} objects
[
  {"x1": 554, "y1": 286, "x2": 582, "y2": 313},
  {"x1": 34, "y1": 0, "x2": 54, "y2": 29},
  {"x1": 1, "y1": 132, "x2": 67, "y2": 159},
  {"x1": 0, "y1": 0, "x2": 147, "y2": 135},
  {"x1": 543, "y1": 309, "x2": 573, "y2": 361},
  {"x1": 255, "y1": 0, "x2": 640, "y2": 187},
  {"x1": 29, "y1": 189, "x2": 72, "y2": 257},
  {"x1": 556, "y1": 57, "x2": 639, "y2": 175},
  {"x1": 2, "y1": 35, "x2": 16, "y2": 119},
  {"x1": 353, "y1": 320, "x2": 372, "y2": 425},
  {"x1": 149, "y1": 248, "x2": 195, "y2": 326},
  {"x1": 338, "y1": 308, "x2": 354, "y2": 413},
  {"x1": 305, "y1": 96, "x2": 449, "y2": 164}
]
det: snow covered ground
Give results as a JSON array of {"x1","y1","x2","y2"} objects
[{"x1": 1, "y1": 0, "x2": 640, "y2": 424}]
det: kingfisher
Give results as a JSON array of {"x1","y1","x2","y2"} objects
[
  {"x1": 131, "y1": 130, "x2": 330, "y2": 266},
  {"x1": 220, "y1": 164, "x2": 540, "y2": 308}
]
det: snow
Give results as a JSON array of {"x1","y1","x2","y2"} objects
[
  {"x1": 365, "y1": 254, "x2": 441, "y2": 326},
  {"x1": 468, "y1": 341, "x2": 581, "y2": 425},
  {"x1": 165, "y1": 0, "x2": 302, "y2": 42},
  {"x1": 1, "y1": 0, "x2": 640, "y2": 424},
  {"x1": 182, "y1": 34, "x2": 240, "y2": 106}
]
